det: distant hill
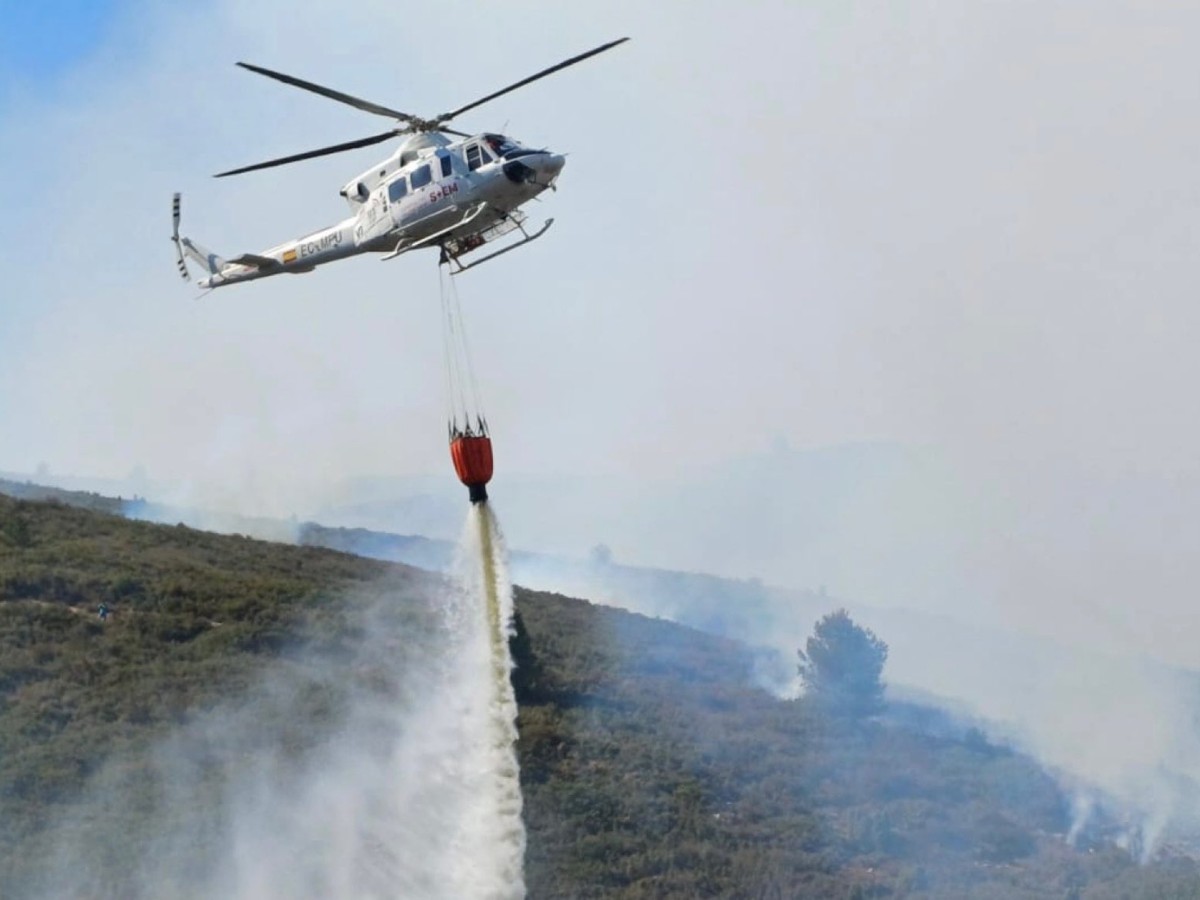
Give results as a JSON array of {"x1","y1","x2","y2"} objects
[
  {"x1": 2, "y1": 495, "x2": 1199, "y2": 896},
  {"x1": 0, "y1": 477, "x2": 127, "y2": 515},
  {"x1": 297, "y1": 519, "x2": 828, "y2": 691}
]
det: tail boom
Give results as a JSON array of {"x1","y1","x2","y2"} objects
[{"x1": 170, "y1": 193, "x2": 358, "y2": 290}]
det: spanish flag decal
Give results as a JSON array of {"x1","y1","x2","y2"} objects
[{"x1": 283, "y1": 248, "x2": 298, "y2": 263}]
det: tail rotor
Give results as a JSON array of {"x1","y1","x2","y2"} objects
[{"x1": 171, "y1": 193, "x2": 190, "y2": 281}]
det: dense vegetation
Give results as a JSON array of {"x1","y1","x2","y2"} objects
[
  {"x1": 0, "y1": 478, "x2": 126, "y2": 515},
  {"x1": 513, "y1": 592, "x2": 1200, "y2": 898},
  {"x1": 1, "y1": 493, "x2": 1198, "y2": 897}
]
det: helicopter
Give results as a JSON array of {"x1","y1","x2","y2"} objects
[{"x1": 172, "y1": 38, "x2": 628, "y2": 288}]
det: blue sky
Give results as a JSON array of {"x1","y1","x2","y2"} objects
[{"x1": 0, "y1": 0, "x2": 123, "y2": 84}]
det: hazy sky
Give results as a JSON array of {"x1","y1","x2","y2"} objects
[{"x1": 3, "y1": 2, "x2": 1200, "y2": 666}]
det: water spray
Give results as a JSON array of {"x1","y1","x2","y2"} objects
[{"x1": 440, "y1": 264, "x2": 526, "y2": 895}]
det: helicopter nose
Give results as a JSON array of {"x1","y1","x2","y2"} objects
[
  {"x1": 533, "y1": 152, "x2": 565, "y2": 184},
  {"x1": 503, "y1": 151, "x2": 566, "y2": 187}
]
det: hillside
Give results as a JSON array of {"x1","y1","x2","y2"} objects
[
  {"x1": 1, "y1": 495, "x2": 1198, "y2": 897},
  {"x1": 0, "y1": 478, "x2": 126, "y2": 516},
  {"x1": 299, "y1": 520, "x2": 823, "y2": 690}
]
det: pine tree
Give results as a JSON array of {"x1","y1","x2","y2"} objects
[{"x1": 797, "y1": 609, "x2": 888, "y2": 719}]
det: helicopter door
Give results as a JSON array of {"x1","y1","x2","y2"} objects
[
  {"x1": 390, "y1": 162, "x2": 433, "y2": 228},
  {"x1": 409, "y1": 163, "x2": 433, "y2": 198},
  {"x1": 381, "y1": 174, "x2": 415, "y2": 232},
  {"x1": 430, "y1": 150, "x2": 460, "y2": 205}
]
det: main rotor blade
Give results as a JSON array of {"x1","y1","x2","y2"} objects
[
  {"x1": 237, "y1": 62, "x2": 418, "y2": 123},
  {"x1": 435, "y1": 37, "x2": 629, "y2": 124},
  {"x1": 214, "y1": 129, "x2": 402, "y2": 177}
]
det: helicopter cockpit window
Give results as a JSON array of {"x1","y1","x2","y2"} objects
[
  {"x1": 410, "y1": 164, "x2": 432, "y2": 189},
  {"x1": 387, "y1": 177, "x2": 407, "y2": 202},
  {"x1": 484, "y1": 134, "x2": 519, "y2": 157}
]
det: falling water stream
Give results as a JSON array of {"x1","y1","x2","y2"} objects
[{"x1": 447, "y1": 501, "x2": 527, "y2": 899}]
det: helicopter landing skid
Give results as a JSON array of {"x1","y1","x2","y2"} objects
[{"x1": 444, "y1": 218, "x2": 554, "y2": 274}]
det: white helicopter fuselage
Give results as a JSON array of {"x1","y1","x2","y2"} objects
[{"x1": 177, "y1": 132, "x2": 564, "y2": 288}]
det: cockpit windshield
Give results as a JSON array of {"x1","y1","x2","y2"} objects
[{"x1": 484, "y1": 134, "x2": 522, "y2": 158}]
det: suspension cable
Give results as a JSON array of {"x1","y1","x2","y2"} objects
[{"x1": 439, "y1": 264, "x2": 487, "y2": 437}]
